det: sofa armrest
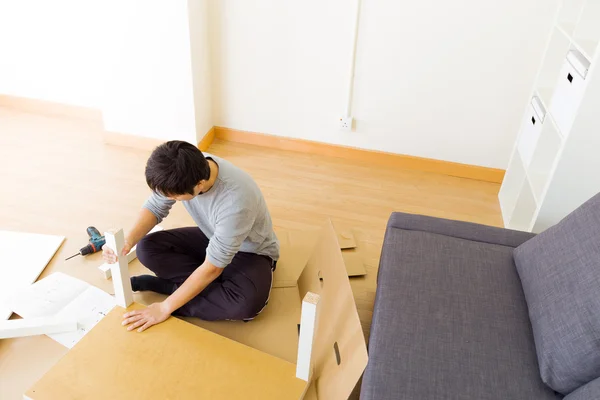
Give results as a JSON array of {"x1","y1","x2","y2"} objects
[
  {"x1": 564, "y1": 376, "x2": 600, "y2": 399},
  {"x1": 387, "y1": 212, "x2": 536, "y2": 248}
]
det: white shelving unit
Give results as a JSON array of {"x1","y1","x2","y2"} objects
[{"x1": 499, "y1": 0, "x2": 600, "y2": 233}]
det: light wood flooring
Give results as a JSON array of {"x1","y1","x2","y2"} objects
[{"x1": 0, "y1": 107, "x2": 503, "y2": 399}]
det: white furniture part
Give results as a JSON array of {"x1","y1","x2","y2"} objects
[
  {"x1": 6, "y1": 272, "x2": 116, "y2": 348},
  {"x1": 296, "y1": 292, "x2": 320, "y2": 382},
  {"x1": 99, "y1": 225, "x2": 164, "y2": 279},
  {"x1": 0, "y1": 230, "x2": 65, "y2": 320},
  {"x1": 0, "y1": 316, "x2": 77, "y2": 340},
  {"x1": 104, "y1": 229, "x2": 134, "y2": 308},
  {"x1": 499, "y1": 0, "x2": 600, "y2": 233}
]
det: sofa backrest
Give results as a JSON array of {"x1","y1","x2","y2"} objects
[{"x1": 513, "y1": 192, "x2": 600, "y2": 395}]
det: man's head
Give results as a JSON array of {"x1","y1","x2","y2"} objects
[{"x1": 145, "y1": 140, "x2": 211, "y2": 201}]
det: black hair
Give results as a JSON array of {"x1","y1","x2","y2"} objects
[{"x1": 145, "y1": 140, "x2": 211, "y2": 196}]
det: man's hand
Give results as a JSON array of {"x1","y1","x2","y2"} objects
[
  {"x1": 122, "y1": 302, "x2": 171, "y2": 332},
  {"x1": 102, "y1": 240, "x2": 133, "y2": 264}
]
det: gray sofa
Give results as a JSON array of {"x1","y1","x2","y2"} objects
[{"x1": 360, "y1": 193, "x2": 600, "y2": 400}]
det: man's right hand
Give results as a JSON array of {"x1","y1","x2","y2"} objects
[{"x1": 102, "y1": 241, "x2": 133, "y2": 264}]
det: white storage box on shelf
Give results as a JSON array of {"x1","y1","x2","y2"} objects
[
  {"x1": 549, "y1": 49, "x2": 591, "y2": 137},
  {"x1": 517, "y1": 96, "x2": 546, "y2": 168},
  {"x1": 526, "y1": 117, "x2": 563, "y2": 202}
]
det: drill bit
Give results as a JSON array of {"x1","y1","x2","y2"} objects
[{"x1": 65, "y1": 252, "x2": 80, "y2": 261}]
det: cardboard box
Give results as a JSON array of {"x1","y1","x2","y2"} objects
[{"x1": 25, "y1": 220, "x2": 368, "y2": 400}]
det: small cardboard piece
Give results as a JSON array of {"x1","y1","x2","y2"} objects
[
  {"x1": 336, "y1": 229, "x2": 357, "y2": 250},
  {"x1": 25, "y1": 304, "x2": 308, "y2": 400},
  {"x1": 341, "y1": 251, "x2": 367, "y2": 277}
]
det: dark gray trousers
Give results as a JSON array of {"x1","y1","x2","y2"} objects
[{"x1": 136, "y1": 227, "x2": 274, "y2": 321}]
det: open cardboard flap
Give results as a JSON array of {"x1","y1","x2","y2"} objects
[
  {"x1": 272, "y1": 224, "x2": 364, "y2": 287},
  {"x1": 297, "y1": 220, "x2": 368, "y2": 399},
  {"x1": 272, "y1": 227, "x2": 319, "y2": 288}
]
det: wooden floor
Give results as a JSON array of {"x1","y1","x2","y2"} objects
[{"x1": 0, "y1": 107, "x2": 503, "y2": 399}]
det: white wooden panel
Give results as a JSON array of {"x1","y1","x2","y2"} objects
[
  {"x1": 6, "y1": 272, "x2": 115, "y2": 348},
  {"x1": 104, "y1": 229, "x2": 133, "y2": 308},
  {"x1": 0, "y1": 316, "x2": 77, "y2": 339},
  {"x1": 99, "y1": 225, "x2": 163, "y2": 279},
  {"x1": 517, "y1": 102, "x2": 545, "y2": 167},
  {"x1": 296, "y1": 292, "x2": 320, "y2": 382},
  {"x1": 0, "y1": 231, "x2": 64, "y2": 320},
  {"x1": 6, "y1": 272, "x2": 89, "y2": 319}
]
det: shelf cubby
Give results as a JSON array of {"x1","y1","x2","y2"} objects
[
  {"x1": 557, "y1": 0, "x2": 586, "y2": 37},
  {"x1": 526, "y1": 116, "x2": 563, "y2": 201},
  {"x1": 499, "y1": 153, "x2": 527, "y2": 226},
  {"x1": 508, "y1": 179, "x2": 538, "y2": 232},
  {"x1": 572, "y1": 0, "x2": 600, "y2": 60},
  {"x1": 536, "y1": 27, "x2": 572, "y2": 107}
]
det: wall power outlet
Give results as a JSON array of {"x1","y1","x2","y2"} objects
[{"x1": 339, "y1": 116, "x2": 353, "y2": 131}]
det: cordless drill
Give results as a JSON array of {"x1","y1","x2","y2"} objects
[{"x1": 65, "y1": 226, "x2": 106, "y2": 260}]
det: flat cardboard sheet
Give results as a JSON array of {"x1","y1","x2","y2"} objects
[
  {"x1": 0, "y1": 230, "x2": 64, "y2": 320},
  {"x1": 191, "y1": 286, "x2": 302, "y2": 363},
  {"x1": 342, "y1": 251, "x2": 367, "y2": 277},
  {"x1": 25, "y1": 303, "x2": 308, "y2": 400}
]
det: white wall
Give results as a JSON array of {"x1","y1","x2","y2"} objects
[
  {"x1": 0, "y1": 1, "x2": 107, "y2": 109},
  {"x1": 188, "y1": 0, "x2": 214, "y2": 141},
  {"x1": 101, "y1": 0, "x2": 198, "y2": 144},
  {"x1": 0, "y1": 0, "x2": 212, "y2": 144},
  {"x1": 209, "y1": 0, "x2": 557, "y2": 169},
  {"x1": 0, "y1": 1, "x2": 556, "y2": 166}
]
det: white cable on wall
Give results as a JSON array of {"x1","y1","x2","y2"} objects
[{"x1": 345, "y1": 0, "x2": 362, "y2": 117}]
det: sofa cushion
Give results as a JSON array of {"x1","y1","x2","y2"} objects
[
  {"x1": 360, "y1": 226, "x2": 561, "y2": 400},
  {"x1": 513, "y1": 193, "x2": 600, "y2": 395}
]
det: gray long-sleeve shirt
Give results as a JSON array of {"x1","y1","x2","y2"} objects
[{"x1": 142, "y1": 153, "x2": 279, "y2": 268}]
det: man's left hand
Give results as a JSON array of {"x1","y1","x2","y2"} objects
[{"x1": 122, "y1": 302, "x2": 171, "y2": 332}]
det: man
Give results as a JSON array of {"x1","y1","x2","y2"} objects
[{"x1": 102, "y1": 140, "x2": 279, "y2": 332}]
